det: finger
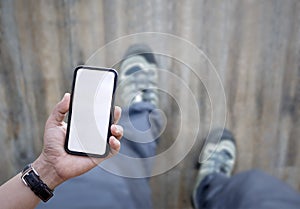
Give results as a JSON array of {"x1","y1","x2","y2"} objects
[
  {"x1": 109, "y1": 136, "x2": 121, "y2": 154},
  {"x1": 111, "y1": 124, "x2": 123, "y2": 140},
  {"x1": 50, "y1": 93, "x2": 70, "y2": 124},
  {"x1": 113, "y1": 106, "x2": 122, "y2": 124}
]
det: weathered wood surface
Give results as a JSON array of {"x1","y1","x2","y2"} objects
[{"x1": 0, "y1": 0, "x2": 300, "y2": 208}]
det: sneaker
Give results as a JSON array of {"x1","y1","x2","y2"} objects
[
  {"x1": 118, "y1": 44, "x2": 159, "y2": 107},
  {"x1": 192, "y1": 129, "x2": 236, "y2": 209}
]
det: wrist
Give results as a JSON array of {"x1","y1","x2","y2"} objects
[{"x1": 32, "y1": 155, "x2": 63, "y2": 190}]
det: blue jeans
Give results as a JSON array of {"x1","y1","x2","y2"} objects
[
  {"x1": 195, "y1": 169, "x2": 300, "y2": 209},
  {"x1": 37, "y1": 102, "x2": 163, "y2": 209}
]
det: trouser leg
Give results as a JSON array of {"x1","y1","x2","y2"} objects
[{"x1": 195, "y1": 169, "x2": 300, "y2": 209}]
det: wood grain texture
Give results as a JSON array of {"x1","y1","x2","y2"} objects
[{"x1": 0, "y1": 0, "x2": 299, "y2": 208}]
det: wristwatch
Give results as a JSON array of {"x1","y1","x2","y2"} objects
[{"x1": 21, "y1": 164, "x2": 54, "y2": 202}]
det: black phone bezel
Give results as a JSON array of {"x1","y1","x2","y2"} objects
[{"x1": 64, "y1": 65, "x2": 118, "y2": 158}]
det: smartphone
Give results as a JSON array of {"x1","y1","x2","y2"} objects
[{"x1": 65, "y1": 66, "x2": 118, "y2": 158}]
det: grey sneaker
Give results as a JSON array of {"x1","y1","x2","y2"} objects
[
  {"x1": 192, "y1": 129, "x2": 236, "y2": 209},
  {"x1": 119, "y1": 44, "x2": 159, "y2": 107}
]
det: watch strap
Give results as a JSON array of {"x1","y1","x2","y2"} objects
[{"x1": 21, "y1": 164, "x2": 54, "y2": 202}]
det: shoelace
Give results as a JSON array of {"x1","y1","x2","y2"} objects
[
  {"x1": 121, "y1": 63, "x2": 158, "y2": 105},
  {"x1": 124, "y1": 66, "x2": 157, "y2": 93},
  {"x1": 134, "y1": 68, "x2": 156, "y2": 86},
  {"x1": 204, "y1": 149, "x2": 233, "y2": 175}
]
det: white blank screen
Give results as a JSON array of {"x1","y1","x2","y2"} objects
[{"x1": 68, "y1": 68, "x2": 115, "y2": 156}]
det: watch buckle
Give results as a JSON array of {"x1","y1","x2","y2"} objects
[{"x1": 21, "y1": 164, "x2": 39, "y2": 186}]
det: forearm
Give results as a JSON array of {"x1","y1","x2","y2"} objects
[
  {"x1": 0, "y1": 156, "x2": 63, "y2": 209},
  {"x1": 0, "y1": 173, "x2": 40, "y2": 209}
]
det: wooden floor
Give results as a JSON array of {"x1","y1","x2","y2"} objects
[{"x1": 0, "y1": 0, "x2": 300, "y2": 208}]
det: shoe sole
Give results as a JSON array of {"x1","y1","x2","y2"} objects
[
  {"x1": 207, "y1": 128, "x2": 236, "y2": 144},
  {"x1": 123, "y1": 44, "x2": 157, "y2": 65}
]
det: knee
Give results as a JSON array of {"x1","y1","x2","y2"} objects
[{"x1": 237, "y1": 169, "x2": 270, "y2": 186}]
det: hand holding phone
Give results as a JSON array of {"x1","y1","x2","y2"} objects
[{"x1": 65, "y1": 66, "x2": 118, "y2": 158}]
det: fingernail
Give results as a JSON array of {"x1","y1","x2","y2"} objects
[
  {"x1": 62, "y1": 93, "x2": 67, "y2": 100},
  {"x1": 114, "y1": 125, "x2": 120, "y2": 134}
]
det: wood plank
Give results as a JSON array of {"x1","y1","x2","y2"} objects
[{"x1": 0, "y1": 0, "x2": 300, "y2": 208}]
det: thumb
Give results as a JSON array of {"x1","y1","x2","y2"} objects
[{"x1": 49, "y1": 93, "x2": 70, "y2": 124}]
